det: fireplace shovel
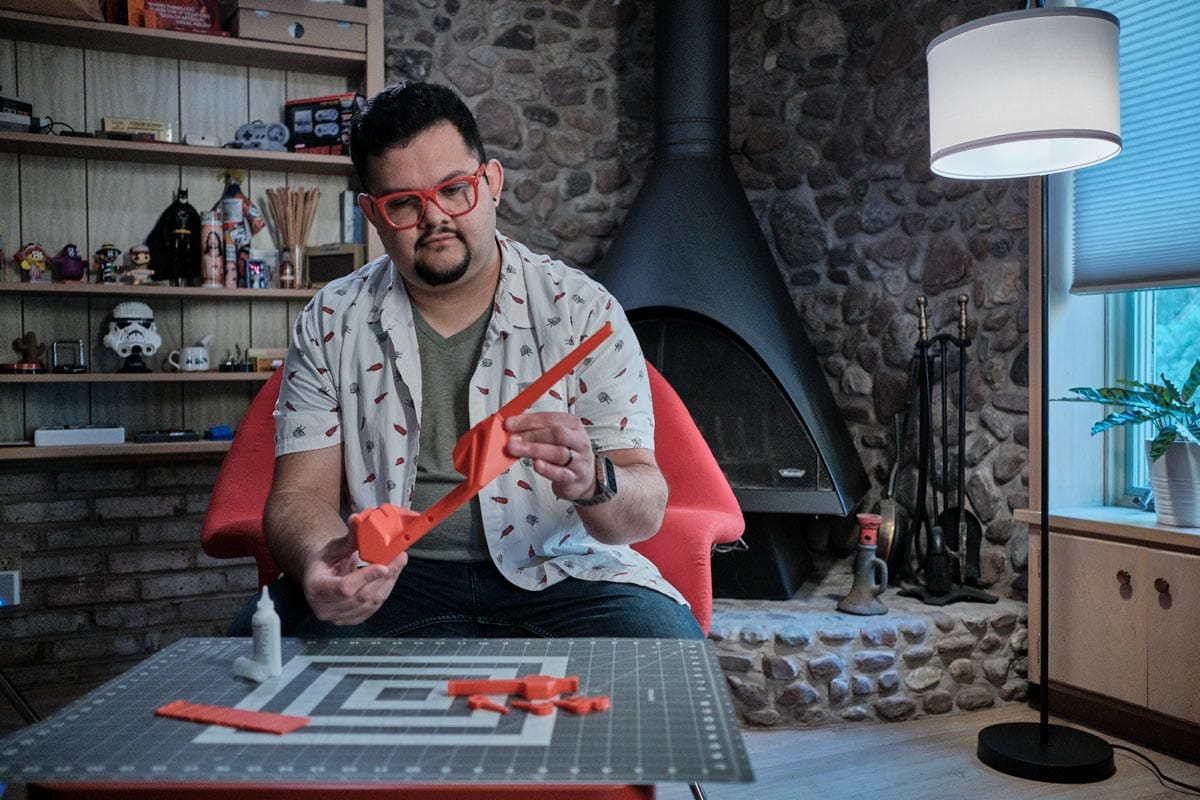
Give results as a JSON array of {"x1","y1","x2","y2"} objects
[{"x1": 879, "y1": 358, "x2": 916, "y2": 582}]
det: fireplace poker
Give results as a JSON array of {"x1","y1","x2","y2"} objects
[
  {"x1": 934, "y1": 295, "x2": 983, "y2": 586},
  {"x1": 900, "y1": 297, "x2": 954, "y2": 598}
]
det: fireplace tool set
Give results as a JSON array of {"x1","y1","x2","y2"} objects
[{"x1": 887, "y1": 295, "x2": 996, "y2": 606}]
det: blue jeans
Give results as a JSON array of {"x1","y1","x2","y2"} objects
[{"x1": 229, "y1": 557, "x2": 703, "y2": 639}]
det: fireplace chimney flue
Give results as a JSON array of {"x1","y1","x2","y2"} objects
[{"x1": 597, "y1": 0, "x2": 868, "y2": 522}]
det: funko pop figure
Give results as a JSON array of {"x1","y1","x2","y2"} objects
[
  {"x1": 93, "y1": 244, "x2": 122, "y2": 283},
  {"x1": 16, "y1": 243, "x2": 49, "y2": 283},
  {"x1": 127, "y1": 244, "x2": 155, "y2": 284}
]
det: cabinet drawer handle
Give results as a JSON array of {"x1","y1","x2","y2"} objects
[
  {"x1": 1154, "y1": 577, "x2": 1170, "y2": 595},
  {"x1": 1116, "y1": 569, "x2": 1131, "y2": 587}
]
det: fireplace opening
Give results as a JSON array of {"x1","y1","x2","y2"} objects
[{"x1": 635, "y1": 313, "x2": 829, "y2": 503}]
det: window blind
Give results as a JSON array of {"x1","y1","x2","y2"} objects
[{"x1": 1070, "y1": 2, "x2": 1200, "y2": 293}]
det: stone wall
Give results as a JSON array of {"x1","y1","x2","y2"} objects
[
  {"x1": 383, "y1": 0, "x2": 1031, "y2": 596},
  {"x1": 709, "y1": 588, "x2": 1029, "y2": 728}
]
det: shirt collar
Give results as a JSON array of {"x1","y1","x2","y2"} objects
[{"x1": 374, "y1": 231, "x2": 532, "y2": 335}]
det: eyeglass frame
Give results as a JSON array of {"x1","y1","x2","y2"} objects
[{"x1": 361, "y1": 163, "x2": 491, "y2": 231}]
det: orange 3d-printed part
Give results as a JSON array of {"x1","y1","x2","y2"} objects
[
  {"x1": 446, "y1": 674, "x2": 580, "y2": 700},
  {"x1": 155, "y1": 699, "x2": 311, "y2": 735},
  {"x1": 354, "y1": 321, "x2": 614, "y2": 564},
  {"x1": 467, "y1": 694, "x2": 510, "y2": 714},
  {"x1": 553, "y1": 695, "x2": 611, "y2": 715},
  {"x1": 511, "y1": 699, "x2": 555, "y2": 716}
]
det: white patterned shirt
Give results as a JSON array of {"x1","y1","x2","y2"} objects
[{"x1": 274, "y1": 232, "x2": 684, "y2": 604}]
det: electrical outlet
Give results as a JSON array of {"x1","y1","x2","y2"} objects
[
  {"x1": 0, "y1": 549, "x2": 20, "y2": 607},
  {"x1": 0, "y1": 571, "x2": 18, "y2": 607}
]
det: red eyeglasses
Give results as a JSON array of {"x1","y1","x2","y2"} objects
[{"x1": 365, "y1": 164, "x2": 489, "y2": 231}]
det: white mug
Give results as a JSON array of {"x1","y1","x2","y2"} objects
[{"x1": 169, "y1": 346, "x2": 210, "y2": 372}]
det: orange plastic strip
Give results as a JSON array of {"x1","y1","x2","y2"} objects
[
  {"x1": 155, "y1": 699, "x2": 311, "y2": 735},
  {"x1": 356, "y1": 322, "x2": 614, "y2": 564}
]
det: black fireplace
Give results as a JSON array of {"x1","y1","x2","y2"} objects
[{"x1": 597, "y1": 0, "x2": 869, "y2": 598}]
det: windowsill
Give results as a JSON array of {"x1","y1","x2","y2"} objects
[{"x1": 1015, "y1": 506, "x2": 1200, "y2": 551}]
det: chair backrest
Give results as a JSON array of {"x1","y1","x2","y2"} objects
[
  {"x1": 200, "y1": 369, "x2": 283, "y2": 587},
  {"x1": 201, "y1": 361, "x2": 743, "y2": 630}
]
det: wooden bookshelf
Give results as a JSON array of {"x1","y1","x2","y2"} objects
[
  {"x1": 0, "y1": 372, "x2": 273, "y2": 384},
  {"x1": 0, "y1": 131, "x2": 353, "y2": 175},
  {"x1": 0, "y1": 1, "x2": 382, "y2": 459},
  {"x1": 0, "y1": 440, "x2": 232, "y2": 461},
  {"x1": 0, "y1": 281, "x2": 314, "y2": 301},
  {"x1": 0, "y1": 8, "x2": 367, "y2": 75}
]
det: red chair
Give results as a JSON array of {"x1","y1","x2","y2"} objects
[{"x1": 201, "y1": 362, "x2": 743, "y2": 633}]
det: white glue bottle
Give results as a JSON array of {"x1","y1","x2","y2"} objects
[{"x1": 251, "y1": 585, "x2": 282, "y2": 677}]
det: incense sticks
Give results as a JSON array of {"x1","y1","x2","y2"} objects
[
  {"x1": 266, "y1": 186, "x2": 320, "y2": 250},
  {"x1": 266, "y1": 186, "x2": 320, "y2": 288}
]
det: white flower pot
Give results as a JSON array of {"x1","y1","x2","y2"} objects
[{"x1": 1147, "y1": 440, "x2": 1200, "y2": 528}]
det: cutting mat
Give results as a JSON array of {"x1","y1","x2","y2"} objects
[{"x1": 0, "y1": 637, "x2": 752, "y2": 787}]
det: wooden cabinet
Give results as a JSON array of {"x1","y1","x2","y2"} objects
[
  {"x1": 1145, "y1": 548, "x2": 1200, "y2": 724},
  {"x1": 1028, "y1": 513, "x2": 1200, "y2": 727},
  {"x1": 0, "y1": 3, "x2": 382, "y2": 459}
]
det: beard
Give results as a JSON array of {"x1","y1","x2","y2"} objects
[{"x1": 413, "y1": 229, "x2": 471, "y2": 286}]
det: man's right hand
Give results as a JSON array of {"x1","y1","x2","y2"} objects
[{"x1": 301, "y1": 530, "x2": 408, "y2": 626}]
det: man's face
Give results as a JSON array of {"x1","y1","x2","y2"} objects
[{"x1": 359, "y1": 121, "x2": 503, "y2": 291}]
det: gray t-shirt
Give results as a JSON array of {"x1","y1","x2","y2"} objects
[{"x1": 405, "y1": 307, "x2": 491, "y2": 561}]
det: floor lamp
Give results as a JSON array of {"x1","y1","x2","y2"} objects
[{"x1": 926, "y1": 5, "x2": 1123, "y2": 783}]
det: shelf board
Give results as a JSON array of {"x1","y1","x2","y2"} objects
[
  {"x1": 0, "y1": 281, "x2": 313, "y2": 300},
  {"x1": 0, "y1": 131, "x2": 352, "y2": 175},
  {"x1": 0, "y1": 372, "x2": 273, "y2": 383},
  {"x1": 0, "y1": 440, "x2": 232, "y2": 461},
  {"x1": 0, "y1": 9, "x2": 367, "y2": 75}
]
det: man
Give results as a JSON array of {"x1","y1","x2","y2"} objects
[{"x1": 233, "y1": 82, "x2": 700, "y2": 639}]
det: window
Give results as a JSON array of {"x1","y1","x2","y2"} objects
[
  {"x1": 1050, "y1": 1, "x2": 1200, "y2": 508},
  {"x1": 1121, "y1": 287, "x2": 1200, "y2": 495}
]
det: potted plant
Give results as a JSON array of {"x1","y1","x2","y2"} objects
[{"x1": 1065, "y1": 358, "x2": 1200, "y2": 527}]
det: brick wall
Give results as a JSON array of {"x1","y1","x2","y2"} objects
[{"x1": 0, "y1": 459, "x2": 259, "y2": 696}]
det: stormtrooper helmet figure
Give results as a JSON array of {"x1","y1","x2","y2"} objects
[{"x1": 104, "y1": 301, "x2": 162, "y2": 372}]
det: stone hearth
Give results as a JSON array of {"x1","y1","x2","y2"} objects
[{"x1": 708, "y1": 558, "x2": 1028, "y2": 727}]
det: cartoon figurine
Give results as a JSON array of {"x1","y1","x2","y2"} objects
[
  {"x1": 15, "y1": 243, "x2": 49, "y2": 283},
  {"x1": 93, "y1": 244, "x2": 122, "y2": 283},
  {"x1": 50, "y1": 243, "x2": 88, "y2": 282},
  {"x1": 102, "y1": 300, "x2": 162, "y2": 373},
  {"x1": 127, "y1": 244, "x2": 155, "y2": 285}
]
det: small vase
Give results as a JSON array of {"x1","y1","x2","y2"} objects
[{"x1": 1147, "y1": 440, "x2": 1200, "y2": 528}]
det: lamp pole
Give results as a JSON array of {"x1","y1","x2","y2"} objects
[{"x1": 926, "y1": 6, "x2": 1122, "y2": 783}]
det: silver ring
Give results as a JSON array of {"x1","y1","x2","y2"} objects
[{"x1": 562, "y1": 448, "x2": 574, "y2": 468}]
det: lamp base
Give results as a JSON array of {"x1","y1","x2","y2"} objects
[{"x1": 977, "y1": 722, "x2": 1115, "y2": 783}]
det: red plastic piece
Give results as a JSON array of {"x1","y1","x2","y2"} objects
[
  {"x1": 155, "y1": 699, "x2": 311, "y2": 735},
  {"x1": 553, "y1": 696, "x2": 611, "y2": 715},
  {"x1": 355, "y1": 322, "x2": 614, "y2": 564},
  {"x1": 511, "y1": 700, "x2": 555, "y2": 716},
  {"x1": 446, "y1": 674, "x2": 579, "y2": 700},
  {"x1": 467, "y1": 694, "x2": 509, "y2": 714}
]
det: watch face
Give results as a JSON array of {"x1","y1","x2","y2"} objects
[
  {"x1": 600, "y1": 454, "x2": 618, "y2": 493},
  {"x1": 575, "y1": 454, "x2": 617, "y2": 506}
]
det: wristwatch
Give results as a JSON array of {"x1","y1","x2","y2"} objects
[{"x1": 574, "y1": 453, "x2": 618, "y2": 507}]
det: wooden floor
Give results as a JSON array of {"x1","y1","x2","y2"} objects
[
  {"x1": 656, "y1": 704, "x2": 1200, "y2": 800},
  {"x1": 2, "y1": 692, "x2": 1198, "y2": 799}
]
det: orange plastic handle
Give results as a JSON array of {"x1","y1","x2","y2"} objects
[{"x1": 355, "y1": 322, "x2": 614, "y2": 563}]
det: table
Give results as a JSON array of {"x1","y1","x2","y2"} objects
[{"x1": 0, "y1": 637, "x2": 753, "y2": 798}]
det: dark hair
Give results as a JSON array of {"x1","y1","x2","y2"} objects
[{"x1": 350, "y1": 82, "x2": 487, "y2": 192}]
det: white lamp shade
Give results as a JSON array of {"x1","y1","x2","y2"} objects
[{"x1": 926, "y1": 8, "x2": 1121, "y2": 180}]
